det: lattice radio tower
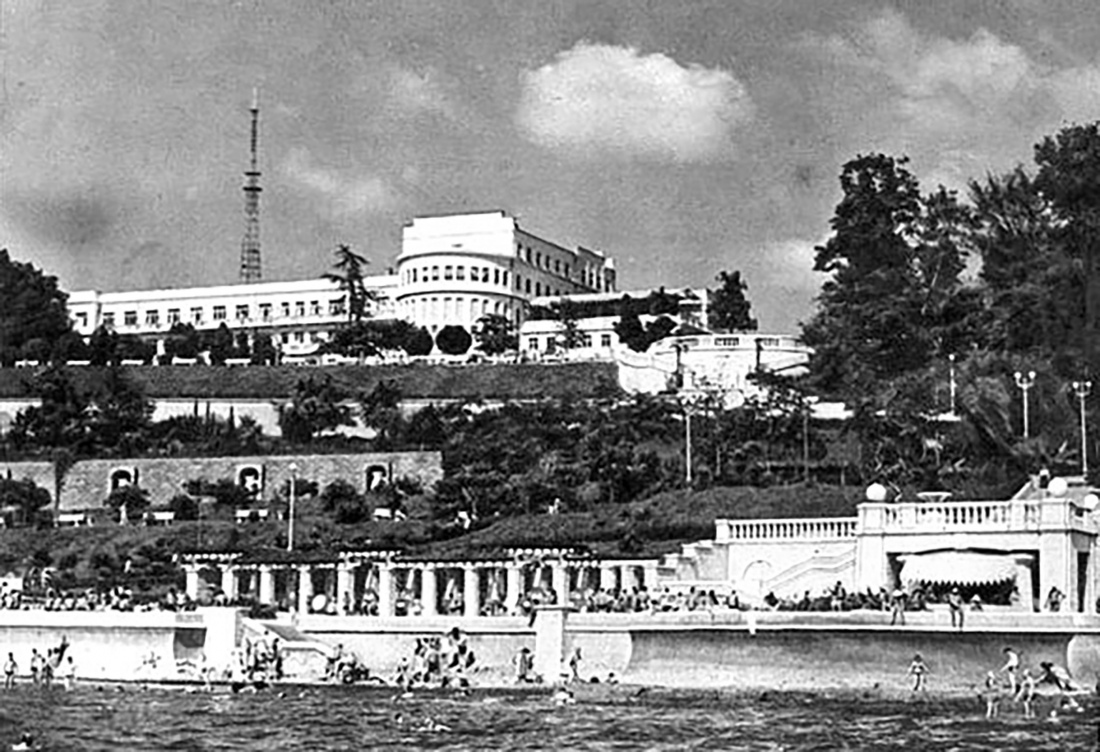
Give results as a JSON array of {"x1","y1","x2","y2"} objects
[{"x1": 239, "y1": 88, "x2": 263, "y2": 282}]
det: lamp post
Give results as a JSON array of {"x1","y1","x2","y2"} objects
[
  {"x1": 1073, "y1": 380, "x2": 1092, "y2": 476},
  {"x1": 948, "y1": 354, "x2": 957, "y2": 417},
  {"x1": 287, "y1": 462, "x2": 299, "y2": 552},
  {"x1": 1014, "y1": 370, "x2": 1036, "y2": 438}
]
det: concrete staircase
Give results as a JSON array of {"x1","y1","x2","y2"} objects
[
  {"x1": 658, "y1": 539, "x2": 729, "y2": 590},
  {"x1": 242, "y1": 618, "x2": 336, "y2": 681}
]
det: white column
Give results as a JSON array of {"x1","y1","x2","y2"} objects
[
  {"x1": 420, "y1": 566, "x2": 437, "y2": 616},
  {"x1": 551, "y1": 562, "x2": 569, "y2": 606},
  {"x1": 599, "y1": 563, "x2": 616, "y2": 592},
  {"x1": 336, "y1": 563, "x2": 353, "y2": 615},
  {"x1": 378, "y1": 563, "x2": 394, "y2": 617},
  {"x1": 463, "y1": 565, "x2": 480, "y2": 617},
  {"x1": 259, "y1": 565, "x2": 276, "y2": 605},
  {"x1": 297, "y1": 565, "x2": 313, "y2": 614},
  {"x1": 505, "y1": 563, "x2": 522, "y2": 613},
  {"x1": 184, "y1": 565, "x2": 201, "y2": 601},
  {"x1": 642, "y1": 563, "x2": 659, "y2": 592},
  {"x1": 221, "y1": 565, "x2": 236, "y2": 600}
]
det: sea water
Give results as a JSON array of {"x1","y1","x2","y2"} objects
[{"x1": 0, "y1": 685, "x2": 1094, "y2": 751}]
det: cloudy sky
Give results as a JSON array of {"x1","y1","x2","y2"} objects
[{"x1": 4, "y1": 0, "x2": 1100, "y2": 331}]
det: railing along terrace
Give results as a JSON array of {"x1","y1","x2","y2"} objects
[
  {"x1": 859, "y1": 499, "x2": 1042, "y2": 533},
  {"x1": 719, "y1": 517, "x2": 858, "y2": 541}
]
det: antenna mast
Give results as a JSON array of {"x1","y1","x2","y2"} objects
[{"x1": 239, "y1": 88, "x2": 263, "y2": 282}]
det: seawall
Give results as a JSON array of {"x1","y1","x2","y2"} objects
[{"x1": 299, "y1": 610, "x2": 1100, "y2": 691}]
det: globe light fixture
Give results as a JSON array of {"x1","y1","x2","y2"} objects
[
  {"x1": 865, "y1": 483, "x2": 888, "y2": 503},
  {"x1": 1047, "y1": 477, "x2": 1069, "y2": 498},
  {"x1": 1013, "y1": 370, "x2": 1036, "y2": 438}
]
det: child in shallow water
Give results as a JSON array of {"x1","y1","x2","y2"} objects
[{"x1": 907, "y1": 654, "x2": 928, "y2": 692}]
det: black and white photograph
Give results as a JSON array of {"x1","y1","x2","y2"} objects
[{"x1": 2, "y1": 1, "x2": 1100, "y2": 749}]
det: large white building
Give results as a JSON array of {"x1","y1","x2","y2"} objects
[{"x1": 67, "y1": 211, "x2": 616, "y2": 357}]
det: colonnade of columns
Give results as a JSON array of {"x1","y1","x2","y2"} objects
[{"x1": 181, "y1": 557, "x2": 661, "y2": 618}]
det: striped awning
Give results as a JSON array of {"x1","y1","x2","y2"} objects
[{"x1": 900, "y1": 551, "x2": 1018, "y2": 586}]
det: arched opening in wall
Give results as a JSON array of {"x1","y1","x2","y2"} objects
[
  {"x1": 236, "y1": 465, "x2": 264, "y2": 496},
  {"x1": 741, "y1": 560, "x2": 773, "y2": 601},
  {"x1": 365, "y1": 464, "x2": 390, "y2": 492},
  {"x1": 109, "y1": 467, "x2": 138, "y2": 492}
]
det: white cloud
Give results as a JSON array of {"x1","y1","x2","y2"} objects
[
  {"x1": 281, "y1": 148, "x2": 396, "y2": 217},
  {"x1": 516, "y1": 42, "x2": 754, "y2": 162}
]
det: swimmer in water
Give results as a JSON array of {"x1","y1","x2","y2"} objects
[
  {"x1": 11, "y1": 732, "x2": 34, "y2": 751},
  {"x1": 553, "y1": 687, "x2": 576, "y2": 706},
  {"x1": 1014, "y1": 669, "x2": 1037, "y2": 718},
  {"x1": 981, "y1": 672, "x2": 1003, "y2": 718},
  {"x1": 415, "y1": 717, "x2": 452, "y2": 733}
]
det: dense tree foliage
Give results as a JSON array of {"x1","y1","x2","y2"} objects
[
  {"x1": 0, "y1": 249, "x2": 72, "y2": 366},
  {"x1": 323, "y1": 244, "x2": 374, "y2": 324},
  {"x1": 277, "y1": 376, "x2": 353, "y2": 444},
  {"x1": 0, "y1": 477, "x2": 52, "y2": 527},
  {"x1": 708, "y1": 271, "x2": 757, "y2": 332},
  {"x1": 435, "y1": 325, "x2": 472, "y2": 356},
  {"x1": 472, "y1": 314, "x2": 517, "y2": 356}
]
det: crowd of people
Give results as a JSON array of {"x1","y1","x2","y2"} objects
[
  {"x1": 908, "y1": 644, "x2": 1089, "y2": 719},
  {"x1": 1, "y1": 637, "x2": 75, "y2": 691},
  {"x1": 0, "y1": 583, "x2": 196, "y2": 613},
  {"x1": 391, "y1": 627, "x2": 477, "y2": 690}
]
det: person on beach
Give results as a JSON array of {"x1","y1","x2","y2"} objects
[
  {"x1": 514, "y1": 647, "x2": 534, "y2": 684},
  {"x1": 28, "y1": 650, "x2": 42, "y2": 686},
  {"x1": 1015, "y1": 669, "x2": 1037, "y2": 718},
  {"x1": 4, "y1": 653, "x2": 16, "y2": 690},
  {"x1": 568, "y1": 647, "x2": 582, "y2": 683},
  {"x1": 553, "y1": 687, "x2": 576, "y2": 706},
  {"x1": 890, "y1": 586, "x2": 907, "y2": 626},
  {"x1": 62, "y1": 656, "x2": 76, "y2": 691},
  {"x1": 947, "y1": 587, "x2": 964, "y2": 630},
  {"x1": 907, "y1": 654, "x2": 928, "y2": 692},
  {"x1": 999, "y1": 647, "x2": 1020, "y2": 693}
]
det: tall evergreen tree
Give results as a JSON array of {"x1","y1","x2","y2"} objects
[{"x1": 708, "y1": 271, "x2": 758, "y2": 332}]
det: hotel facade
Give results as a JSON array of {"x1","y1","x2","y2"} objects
[{"x1": 67, "y1": 211, "x2": 616, "y2": 358}]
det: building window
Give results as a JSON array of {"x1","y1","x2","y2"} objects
[
  {"x1": 103, "y1": 312, "x2": 115, "y2": 328},
  {"x1": 456, "y1": 266, "x2": 465, "y2": 281},
  {"x1": 411, "y1": 268, "x2": 418, "y2": 283},
  {"x1": 281, "y1": 333, "x2": 289, "y2": 344},
  {"x1": 310, "y1": 300, "x2": 321, "y2": 316},
  {"x1": 124, "y1": 310, "x2": 137, "y2": 327},
  {"x1": 535, "y1": 252, "x2": 541, "y2": 268},
  {"x1": 535, "y1": 283, "x2": 542, "y2": 297},
  {"x1": 527, "y1": 337, "x2": 539, "y2": 351},
  {"x1": 190, "y1": 307, "x2": 202, "y2": 324},
  {"x1": 145, "y1": 310, "x2": 159, "y2": 327},
  {"x1": 280, "y1": 302, "x2": 290, "y2": 318},
  {"x1": 295, "y1": 301, "x2": 305, "y2": 317},
  {"x1": 503, "y1": 271, "x2": 509, "y2": 286},
  {"x1": 329, "y1": 299, "x2": 345, "y2": 316},
  {"x1": 213, "y1": 306, "x2": 226, "y2": 321},
  {"x1": 444, "y1": 265, "x2": 453, "y2": 281},
  {"x1": 494, "y1": 269, "x2": 500, "y2": 285},
  {"x1": 715, "y1": 337, "x2": 739, "y2": 347},
  {"x1": 259, "y1": 304, "x2": 271, "y2": 321},
  {"x1": 564, "y1": 265, "x2": 570, "y2": 279},
  {"x1": 236, "y1": 304, "x2": 249, "y2": 321},
  {"x1": 431, "y1": 266, "x2": 440, "y2": 281},
  {"x1": 758, "y1": 337, "x2": 780, "y2": 347},
  {"x1": 525, "y1": 279, "x2": 532, "y2": 294},
  {"x1": 167, "y1": 308, "x2": 181, "y2": 325},
  {"x1": 554, "y1": 259, "x2": 561, "y2": 274},
  {"x1": 75, "y1": 312, "x2": 88, "y2": 328},
  {"x1": 601, "y1": 334, "x2": 612, "y2": 348},
  {"x1": 525, "y1": 247, "x2": 532, "y2": 263}
]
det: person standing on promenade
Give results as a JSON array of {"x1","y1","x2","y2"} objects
[
  {"x1": 3, "y1": 653, "x2": 16, "y2": 689},
  {"x1": 28, "y1": 650, "x2": 42, "y2": 686},
  {"x1": 568, "y1": 647, "x2": 582, "y2": 683},
  {"x1": 62, "y1": 656, "x2": 76, "y2": 691},
  {"x1": 890, "y1": 586, "x2": 907, "y2": 626},
  {"x1": 947, "y1": 587, "x2": 964, "y2": 630},
  {"x1": 907, "y1": 654, "x2": 928, "y2": 692},
  {"x1": 1000, "y1": 647, "x2": 1020, "y2": 693}
]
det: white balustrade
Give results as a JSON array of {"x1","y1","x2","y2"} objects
[
  {"x1": 724, "y1": 517, "x2": 858, "y2": 541},
  {"x1": 860, "y1": 500, "x2": 1042, "y2": 533}
]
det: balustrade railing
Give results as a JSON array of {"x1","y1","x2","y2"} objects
[
  {"x1": 722, "y1": 517, "x2": 858, "y2": 541},
  {"x1": 859, "y1": 500, "x2": 1042, "y2": 533}
]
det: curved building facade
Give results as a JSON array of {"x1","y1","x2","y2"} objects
[{"x1": 395, "y1": 211, "x2": 615, "y2": 334}]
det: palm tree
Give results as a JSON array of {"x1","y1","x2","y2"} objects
[{"x1": 323, "y1": 245, "x2": 375, "y2": 324}]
